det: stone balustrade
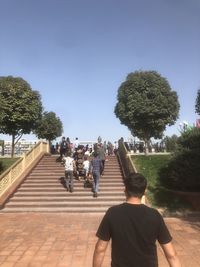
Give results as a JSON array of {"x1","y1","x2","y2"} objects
[
  {"x1": 0, "y1": 141, "x2": 49, "y2": 206},
  {"x1": 117, "y1": 139, "x2": 145, "y2": 204}
]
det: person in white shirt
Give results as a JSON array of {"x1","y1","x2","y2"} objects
[
  {"x1": 73, "y1": 137, "x2": 79, "y2": 152},
  {"x1": 62, "y1": 151, "x2": 76, "y2": 192},
  {"x1": 83, "y1": 155, "x2": 90, "y2": 178}
]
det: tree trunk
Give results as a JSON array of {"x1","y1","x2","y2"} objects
[
  {"x1": 144, "y1": 139, "x2": 149, "y2": 156},
  {"x1": 11, "y1": 134, "x2": 15, "y2": 158},
  {"x1": 48, "y1": 140, "x2": 51, "y2": 154}
]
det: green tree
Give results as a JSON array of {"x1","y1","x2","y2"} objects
[
  {"x1": 114, "y1": 70, "x2": 180, "y2": 153},
  {"x1": 34, "y1": 111, "x2": 63, "y2": 150},
  {"x1": 195, "y1": 89, "x2": 200, "y2": 115},
  {"x1": 163, "y1": 134, "x2": 179, "y2": 152},
  {"x1": 0, "y1": 76, "x2": 43, "y2": 157}
]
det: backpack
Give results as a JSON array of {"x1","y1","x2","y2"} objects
[{"x1": 61, "y1": 141, "x2": 67, "y2": 149}]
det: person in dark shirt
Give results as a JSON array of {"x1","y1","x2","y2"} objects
[
  {"x1": 90, "y1": 152, "x2": 103, "y2": 198},
  {"x1": 93, "y1": 173, "x2": 181, "y2": 267},
  {"x1": 59, "y1": 136, "x2": 67, "y2": 158},
  {"x1": 97, "y1": 143, "x2": 106, "y2": 175}
]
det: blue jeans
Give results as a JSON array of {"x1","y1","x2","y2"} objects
[{"x1": 92, "y1": 171, "x2": 100, "y2": 193}]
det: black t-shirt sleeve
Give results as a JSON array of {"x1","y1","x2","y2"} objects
[
  {"x1": 157, "y1": 213, "x2": 172, "y2": 244},
  {"x1": 96, "y1": 211, "x2": 111, "y2": 241}
]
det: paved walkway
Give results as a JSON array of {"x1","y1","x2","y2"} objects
[{"x1": 0, "y1": 213, "x2": 200, "y2": 267}]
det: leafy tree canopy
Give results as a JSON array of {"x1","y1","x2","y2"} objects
[
  {"x1": 34, "y1": 111, "x2": 63, "y2": 142},
  {"x1": 195, "y1": 89, "x2": 200, "y2": 115},
  {"x1": 114, "y1": 70, "x2": 180, "y2": 143},
  {"x1": 163, "y1": 134, "x2": 179, "y2": 152},
  {"x1": 0, "y1": 76, "x2": 43, "y2": 156}
]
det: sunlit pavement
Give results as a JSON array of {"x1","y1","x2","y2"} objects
[{"x1": 0, "y1": 213, "x2": 200, "y2": 267}]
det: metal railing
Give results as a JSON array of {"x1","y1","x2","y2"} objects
[{"x1": 0, "y1": 141, "x2": 49, "y2": 202}]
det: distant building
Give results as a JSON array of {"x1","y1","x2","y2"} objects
[
  {"x1": 3, "y1": 139, "x2": 38, "y2": 156},
  {"x1": 0, "y1": 140, "x2": 4, "y2": 156}
]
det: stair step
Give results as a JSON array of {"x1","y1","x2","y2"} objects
[
  {"x1": 9, "y1": 196, "x2": 125, "y2": 201},
  {"x1": 27, "y1": 176, "x2": 123, "y2": 179},
  {"x1": 1, "y1": 155, "x2": 125, "y2": 213},
  {"x1": 20, "y1": 181, "x2": 124, "y2": 185},
  {"x1": 22, "y1": 180, "x2": 124, "y2": 185},
  {"x1": 14, "y1": 191, "x2": 125, "y2": 197},
  {"x1": 5, "y1": 200, "x2": 123, "y2": 207},
  {"x1": 16, "y1": 186, "x2": 124, "y2": 192},
  {"x1": 18, "y1": 186, "x2": 124, "y2": 191},
  {"x1": 25, "y1": 178, "x2": 123, "y2": 182},
  {"x1": 0, "y1": 206, "x2": 114, "y2": 213}
]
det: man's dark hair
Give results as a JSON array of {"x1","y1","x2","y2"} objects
[
  {"x1": 66, "y1": 151, "x2": 72, "y2": 157},
  {"x1": 124, "y1": 173, "x2": 147, "y2": 198},
  {"x1": 93, "y1": 152, "x2": 99, "y2": 158}
]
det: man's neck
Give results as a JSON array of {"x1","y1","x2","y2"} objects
[{"x1": 126, "y1": 196, "x2": 142, "y2": 205}]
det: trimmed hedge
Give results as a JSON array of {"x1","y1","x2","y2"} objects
[
  {"x1": 0, "y1": 161, "x2": 3, "y2": 174},
  {"x1": 0, "y1": 158, "x2": 19, "y2": 175},
  {"x1": 159, "y1": 128, "x2": 200, "y2": 192}
]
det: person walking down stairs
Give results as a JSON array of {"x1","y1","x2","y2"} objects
[
  {"x1": 97, "y1": 143, "x2": 106, "y2": 175},
  {"x1": 90, "y1": 152, "x2": 103, "y2": 198},
  {"x1": 62, "y1": 151, "x2": 76, "y2": 193}
]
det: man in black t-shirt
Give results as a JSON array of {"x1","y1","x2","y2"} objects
[
  {"x1": 93, "y1": 173, "x2": 181, "y2": 267},
  {"x1": 59, "y1": 136, "x2": 67, "y2": 158}
]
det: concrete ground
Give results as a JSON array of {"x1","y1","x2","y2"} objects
[{"x1": 0, "y1": 213, "x2": 200, "y2": 267}]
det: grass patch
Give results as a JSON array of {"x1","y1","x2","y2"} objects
[
  {"x1": 132, "y1": 155, "x2": 172, "y2": 188},
  {"x1": 0, "y1": 158, "x2": 19, "y2": 175},
  {"x1": 131, "y1": 154, "x2": 191, "y2": 211}
]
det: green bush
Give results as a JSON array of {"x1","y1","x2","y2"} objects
[
  {"x1": 160, "y1": 150, "x2": 200, "y2": 191},
  {"x1": 0, "y1": 161, "x2": 3, "y2": 173},
  {"x1": 0, "y1": 158, "x2": 19, "y2": 174},
  {"x1": 159, "y1": 128, "x2": 200, "y2": 191},
  {"x1": 132, "y1": 154, "x2": 190, "y2": 210},
  {"x1": 178, "y1": 127, "x2": 200, "y2": 151},
  {"x1": 163, "y1": 134, "x2": 179, "y2": 152}
]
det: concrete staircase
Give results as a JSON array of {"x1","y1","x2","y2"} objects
[{"x1": 1, "y1": 155, "x2": 125, "y2": 213}]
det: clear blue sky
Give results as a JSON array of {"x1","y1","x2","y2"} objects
[{"x1": 0, "y1": 0, "x2": 200, "y2": 143}]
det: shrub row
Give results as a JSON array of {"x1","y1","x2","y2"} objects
[{"x1": 159, "y1": 128, "x2": 200, "y2": 192}]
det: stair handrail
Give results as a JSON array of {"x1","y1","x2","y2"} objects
[
  {"x1": 0, "y1": 141, "x2": 49, "y2": 203},
  {"x1": 117, "y1": 139, "x2": 146, "y2": 205},
  {"x1": 117, "y1": 138, "x2": 137, "y2": 179}
]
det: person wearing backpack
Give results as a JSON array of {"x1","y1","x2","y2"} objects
[
  {"x1": 60, "y1": 136, "x2": 67, "y2": 158},
  {"x1": 66, "y1": 137, "x2": 71, "y2": 153}
]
